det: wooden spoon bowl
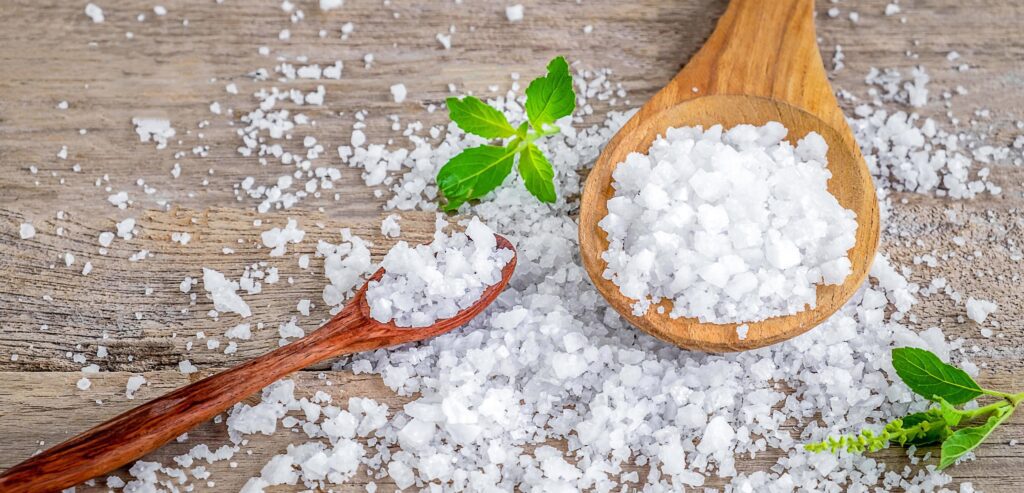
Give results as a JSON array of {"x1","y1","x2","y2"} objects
[
  {"x1": 0, "y1": 235, "x2": 517, "y2": 493},
  {"x1": 579, "y1": 0, "x2": 880, "y2": 352}
]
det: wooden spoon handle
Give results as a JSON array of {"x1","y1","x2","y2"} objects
[
  {"x1": 657, "y1": 0, "x2": 844, "y2": 129},
  {"x1": 0, "y1": 306, "x2": 369, "y2": 493}
]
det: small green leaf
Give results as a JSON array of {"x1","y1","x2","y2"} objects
[
  {"x1": 939, "y1": 407, "x2": 1014, "y2": 469},
  {"x1": 892, "y1": 347, "x2": 983, "y2": 405},
  {"x1": 900, "y1": 411, "x2": 950, "y2": 446},
  {"x1": 518, "y1": 143, "x2": 556, "y2": 203},
  {"x1": 446, "y1": 96, "x2": 517, "y2": 139},
  {"x1": 525, "y1": 56, "x2": 576, "y2": 128},
  {"x1": 938, "y1": 398, "x2": 964, "y2": 427},
  {"x1": 515, "y1": 121, "x2": 529, "y2": 139},
  {"x1": 436, "y1": 144, "x2": 518, "y2": 211}
]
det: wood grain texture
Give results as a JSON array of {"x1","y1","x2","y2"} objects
[
  {"x1": 1, "y1": 0, "x2": 1024, "y2": 491},
  {"x1": 0, "y1": 238, "x2": 515, "y2": 492},
  {"x1": 579, "y1": 0, "x2": 880, "y2": 352}
]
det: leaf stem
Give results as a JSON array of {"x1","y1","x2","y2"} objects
[{"x1": 959, "y1": 400, "x2": 1012, "y2": 420}]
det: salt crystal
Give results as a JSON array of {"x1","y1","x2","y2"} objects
[
  {"x1": 226, "y1": 323, "x2": 251, "y2": 340},
  {"x1": 965, "y1": 297, "x2": 997, "y2": 324},
  {"x1": 261, "y1": 218, "x2": 305, "y2": 257},
  {"x1": 85, "y1": 3, "x2": 104, "y2": 23},
  {"x1": 202, "y1": 268, "x2": 252, "y2": 317},
  {"x1": 320, "y1": 0, "x2": 343, "y2": 11},
  {"x1": 19, "y1": 223, "x2": 35, "y2": 239},
  {"x1": 132, "y1": 117, "x2": 176, "y2": 150},
  {"x1": 126, "y1": 375, "x2": 146, "y2": 399},
  {"x1": 179, "y1": 360, "x2": 198, "y2": 374},
  {"x1": 390, "y1": 83, "x2": 407, "y2": 103},
  {"x1": 505, "y1": 4, "x2": 524, "y2": 22},
  {"x1": 380, "y1": 213, "x2": 401, "y2": 238}
]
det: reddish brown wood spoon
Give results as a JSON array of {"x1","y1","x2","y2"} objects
[{"x1": 0, "y1": 235, "x2": 516, "y2": 493}]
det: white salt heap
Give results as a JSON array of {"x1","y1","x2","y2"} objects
[
  {"x1": 599, "y1": 123, "x2": 858, "y2": 323},
  {"x1": 365, "y1": 217, "x2": 513, "y2": 327}
]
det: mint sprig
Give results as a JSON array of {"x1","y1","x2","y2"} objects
[
  {"x1": 806, "y1": 347, "x2": 1022, "y2": 469},
  {"x1": 437, "y1": 56, "x2": 575, "y2": 211}
]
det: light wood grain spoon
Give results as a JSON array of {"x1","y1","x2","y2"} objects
[
  {"x1": 0, "y1": 235, "x2": 516, "y2": 493},
  {"x1": 579, "y1": 0, "x2": 879, "y2": 352}
]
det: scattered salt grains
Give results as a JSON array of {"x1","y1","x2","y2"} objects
[
  {"x1": 600, "y1": 122, "x2": 857, "y2": 323},
  {"x1": 365, "y1": 217, "x2": 512, "y2": 327},
  {"x1": 132, "y1": 117, "x2": 176, "y2": 150},
  {"x1": 113, "y1": 218, "x2": 136, "y2": 241},
  {"x1": 318, "y1": 229, "x2": 373, "y2": 309},
  {"x1": 78, "y1": 15, "x2": 1005, "y2": 492},
  {"x1": 76, "y1": 377, "x2": 91, "y2": 391},
  {"x1": 965, "y1": 297, "x2": 998, "y2": 324},
  {"x1": 261, "y1": 218, "x2": 305, "y2": 256}
]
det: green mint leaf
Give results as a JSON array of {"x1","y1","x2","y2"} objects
[
  {"x1": 525, "y1": 56, "x2": 576, "y2": 128},
  {"x1": 436, "y1": 144, "x2": 518, "y2": 211},
  {"x1": 900, "y1": 411, "x2": 951, "y2": 446},
  {"x1": 892, "y1": 347, "x2": 983, "y2": 405},
  {"x1": 939, "y1": 407, "x2": 1014, "y2": 469},
  {"x1": 446, "y1": 96, "x2": 517, "y2": 139},
  {"x1": 518, "y1": 143, "x2": 556, "y2": 203}
]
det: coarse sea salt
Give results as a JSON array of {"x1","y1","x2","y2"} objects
[
  {"x1": 202, "y1": 268, "x2": 252, "y2": 318},
  {"x1": 19, "y1": 223, "x2": 35, "y2": 239},
  {"x1": 365, "y1": 217, "x2": 512, "y2": 327},
  {"x1": 102, "y1": 17, "x2": 995, "y2": 491},
  {"x1": 84, "y1": 3, "x2": 104, "y2": 23},
  {"x1": 599, "y1": 122, "x2": 857, "y2": 323},
  {"x1": 505, "y1": 4, "x2": 524, "y2": 22},
  {"x1": 131, "y1": 117, "x2": 176, "y2": 150},
  {"x1": 965, "y1": 297, "x2": 997, "y2": 324}
]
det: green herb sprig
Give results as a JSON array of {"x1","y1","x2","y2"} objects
[
  {"x1": 437, "y1": 56, "x2": 576, "y2": 211},
  {"x1": 806, "y1": 347, "x2": 1022, "y2": 469}
]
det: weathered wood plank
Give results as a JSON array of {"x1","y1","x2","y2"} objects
[{"x1": 1, "y1": 0, "x2": 1024, "y2": 490}]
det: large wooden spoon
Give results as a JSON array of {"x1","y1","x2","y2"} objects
[
  {"x1": 0, "y1": 235, "x2": 516, "y2": 493},
  {"x1": 579, "y1": 0, "x2": 879, "y2": 352}
]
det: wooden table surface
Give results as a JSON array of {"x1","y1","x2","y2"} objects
[{"x1": 2, "y1": 0, "x2": 1023, "y2": 491}]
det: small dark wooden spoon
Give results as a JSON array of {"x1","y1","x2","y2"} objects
[{"x1": 0, "y1": 235, "x2": 516, "y2": 493}]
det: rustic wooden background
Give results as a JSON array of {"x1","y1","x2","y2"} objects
[{"x1": 2, "y1": 0, "x2": 1023, "y2": 491}]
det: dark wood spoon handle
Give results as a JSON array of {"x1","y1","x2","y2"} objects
[{"x1": 0, "y1": 306, "x2": 370, "y2": 493}]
